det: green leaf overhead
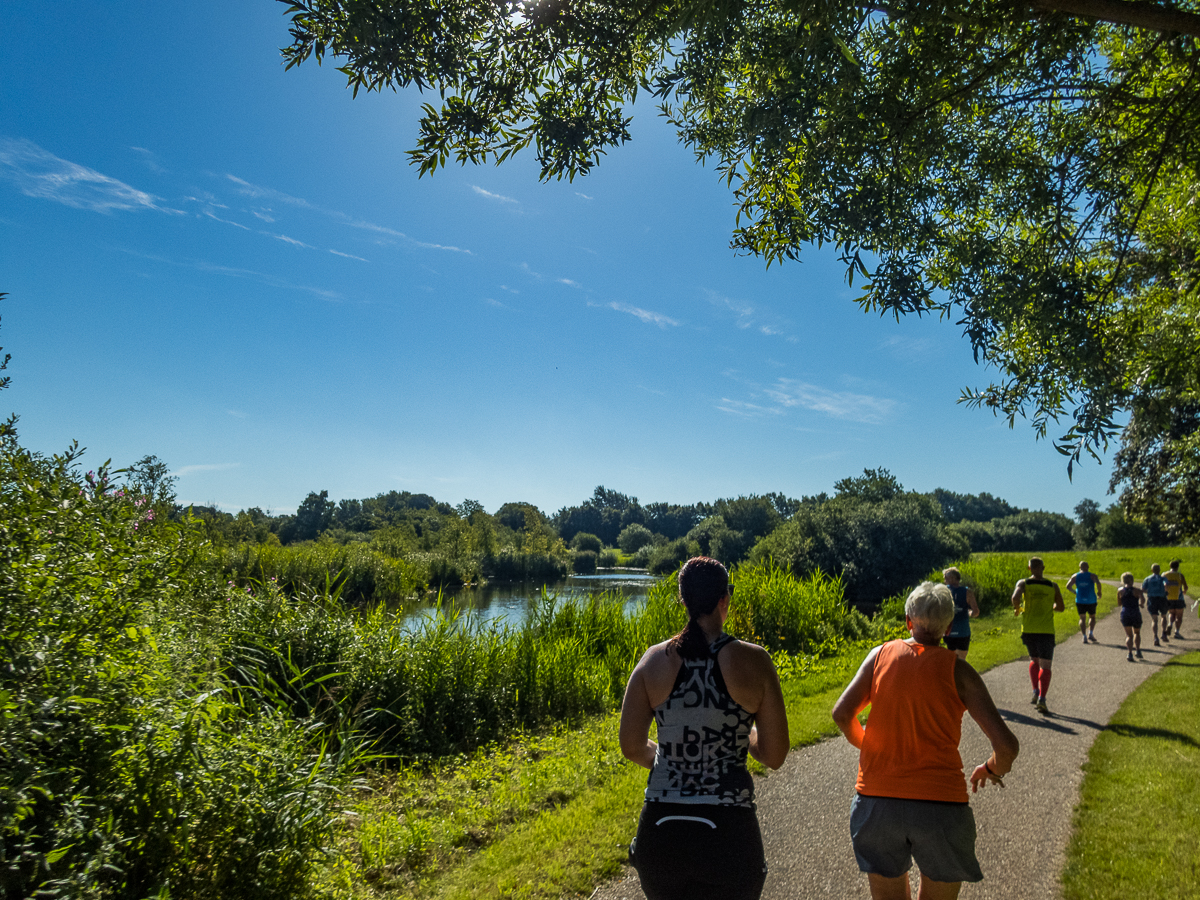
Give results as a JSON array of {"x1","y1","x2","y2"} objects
[{"x1": 278, "y1": 0, "x2": 1200, "y2": 477}]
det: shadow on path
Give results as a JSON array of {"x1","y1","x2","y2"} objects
[
  {"x1": 998, "y1": 708, "x2": 1097, "y2": 735},
  {"x1": 1103, "y1": 722, "x2": 1200, "y2": 749}
]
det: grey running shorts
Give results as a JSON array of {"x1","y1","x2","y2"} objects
[{"x1": 850, "y1": 794, "x2": 983, "y2": 883}]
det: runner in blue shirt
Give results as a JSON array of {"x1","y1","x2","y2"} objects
[
  {"x1": 1142, "y1": 564, "x2": 1170, "y2": 646},
  {"x1": 1066, "y1": 561, "x2": 1102, "y2": 645}
]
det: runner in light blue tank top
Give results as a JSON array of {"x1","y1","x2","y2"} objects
[{"x1": 1067, "y1": 561, "x2": 1101, "y2": 644}]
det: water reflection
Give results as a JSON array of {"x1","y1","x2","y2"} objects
[{"x1": 403, "y1": 569, "x2": 659, "y2": 629}]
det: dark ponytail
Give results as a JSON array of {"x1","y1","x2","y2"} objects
[{"x1": 669, "y1": 557, "x2": 728, "y2": 660}]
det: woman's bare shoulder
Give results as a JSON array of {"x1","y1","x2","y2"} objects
[
  {"x1": 718, "y1": 637, "x2": 774, "y2": 673},
  {"x1": 634, "y1": 639, "x2": 679, "y2": 673}
]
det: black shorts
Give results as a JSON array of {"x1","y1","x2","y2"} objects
[
  {"x1": 1168, "y1": 599, "x2": 1186, "y2": 611},
  {"x1": 631, "y1": 802, "x2": 766, "y2": 900},
  {"x1": 1075, "y1": 603, "x2": 1097, "y2": 616},
  {"x1": 1021, "y1": 632, "x2": 1056, "y2": 660},
  {"x1": 942, "y1": 635, "x2": 970, "y2": 652},
  {"x1": 1120, "y1": 610, "x2": 1143, "y2": 628},
  {"x1": 1147, "y1": 596, "x2": 1168, "y2": 616}
]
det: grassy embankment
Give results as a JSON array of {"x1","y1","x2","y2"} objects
[{"x1": 1062, "y1": 650, "x2": 1200, "y2": 899}]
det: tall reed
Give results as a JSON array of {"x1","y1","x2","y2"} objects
[
  {"x1": 218, "y1": 541, "x2": 425, "y2": 603},
  {"x1": 216, "y1": 562, "x2": 866, "y2": 759}
]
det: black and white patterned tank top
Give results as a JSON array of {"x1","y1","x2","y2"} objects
[{"x1": 644, "y1": 633, "x2": 756, "y2": 808}]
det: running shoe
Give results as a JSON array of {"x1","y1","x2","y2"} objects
[
  {"x1": 1154, "y1": 638, "x2": 1161, "y2": 646},
  {"x1": 1162, "y1": 632, "x2": 1170, "y2": 642},
  {"x1": 1031, "y1": 692, "x2": 1040, "y2": 705},
  {"x1": 1127, "y1": 652, "x2": 1135, "y2": 662},
  {"x1": 1036, "y1": 699, "x2": 1049, "y2": 714},
  {"x1": 1082, "y1": 635, "x2": 1089, "y2": 645},
  {"x1": 1135, "y1": 650, "x2": 1144, "y2": 659},
  {"x1": 1089, "y1": 634, "x2": 1098, "y2": 643},
  {"x1": 1175, "y1": 629, "x2": 1182, "y2": 638}
]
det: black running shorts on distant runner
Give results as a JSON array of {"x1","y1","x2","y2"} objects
[
  {"x1": 942, "y1": 636, "x2": 970, "y2": 653},
  {"x1": 1020, "y1": 632, "x2": 1055, "y2": 660}
]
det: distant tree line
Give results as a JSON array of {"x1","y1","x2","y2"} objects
[{"x1": 176, "y1": 467, "x2": 1173, "y2": 604}]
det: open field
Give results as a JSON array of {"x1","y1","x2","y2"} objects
[{"x1": 1036, "y1": 547, "x2": 1200, "y2": 582}]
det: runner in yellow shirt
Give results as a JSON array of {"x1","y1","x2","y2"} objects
[
  {"x1": 1164, "y1": 560, "x2": 1189, "y2": 639},
  {"x1": 1011, "y1": 557, "x2": 1065, "y2": 715}
]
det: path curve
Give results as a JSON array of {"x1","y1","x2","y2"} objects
[{"x1": 593, "y1": 603, "x2": 1192, "y2": 900}]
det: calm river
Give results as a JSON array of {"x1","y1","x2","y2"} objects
[{"x1": 402, "y1": 569, "x2": 660, "y2": 628}]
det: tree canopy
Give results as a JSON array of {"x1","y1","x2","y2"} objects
[{"x1": 278, "y1": 0, "x2": 1200, "y2": 513}]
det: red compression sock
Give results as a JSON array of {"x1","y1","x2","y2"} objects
[
  {"x1": 1038, "y1": 669, "x2": 1052, "y2": 698},
  {"x1": 1029, "y1": 660, "x2": 1040, "y2": 691}
]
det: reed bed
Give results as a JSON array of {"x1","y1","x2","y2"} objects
[
  {"x1": 215, "y1": 560, "x2": 868, "y2": 759},
  {"x1": 219, "y1": 541, "x2": 426, "y2": 603}
]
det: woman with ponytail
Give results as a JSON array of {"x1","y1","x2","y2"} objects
[{"x1": 619, "y1": 557, "x2": 788, "y2": 900}]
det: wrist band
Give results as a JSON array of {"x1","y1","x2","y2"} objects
[{"x1": 984, "y1": 761, "x2": 997, "y2": 776}]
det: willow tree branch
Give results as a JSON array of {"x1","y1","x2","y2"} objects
[{"x1": 1031, "y1": 0, "x2": 1200, "y2": 37}]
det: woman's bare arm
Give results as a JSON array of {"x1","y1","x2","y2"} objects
[
  {"x1": 618, "y1": 650, "x2": 660, "y2": 769},
  {"x1": 831, "y1": 647, "x2": 879, "y2": 750},
  {"x1": 955, "y1": 659, "x2": 1019, "y2": 791},
  {"x1": 747, "y1": 651, "x2": 789, "y2": 769}
]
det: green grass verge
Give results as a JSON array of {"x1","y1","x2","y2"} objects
[{"x1": 1061, "y1": 651, "x2": 1200, "y2": 900}]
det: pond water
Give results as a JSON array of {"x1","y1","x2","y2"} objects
[{"x1": 402, "y1": 569, "x2": 661, "y2": 629}]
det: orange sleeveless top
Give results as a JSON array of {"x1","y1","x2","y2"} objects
[{"x1": 856, "y1": 640, "x2": 969, "y2": 803}]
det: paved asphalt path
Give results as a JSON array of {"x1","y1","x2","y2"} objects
[{"x1": 593, "y1": 601, "x2": 1192, "y2": 900}]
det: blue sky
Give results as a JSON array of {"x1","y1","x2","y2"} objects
[{"x1": 0, "y1": 1, "x2": 1118, "y2": 518}]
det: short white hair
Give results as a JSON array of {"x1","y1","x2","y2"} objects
[{"x1": 905, "y1": 581, "x2": 955, "y2": 632}]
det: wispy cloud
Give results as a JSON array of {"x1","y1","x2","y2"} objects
[
  {"x1": 329, "y1": 248, "x2": 368, "y2": 262},
  {"x1": 879, "y1": 334, "x2": 937, "y2": 355},
  {"x1": 270, "y1": 233, "x2": 315, "y2": 249},
  {"x1": 575, "y1": 192, "x2": 593, "y2": 200},
  {"x1": 605, "y1": 301, "x2": 680, "y2": 328},
  {"x1": 715, "y1": 398, "x2": 785, "y2": 418},
  {"x1": 472, "y1": 185, "x2": 517, "y2": 203},
  {"x1": 227, "y1": 410, "x2": 248, "y2": 419},
  {"x1": 225, "y1": 173, "x2": 472, "y2": 253},
  {"x1": 0, "y1": 137, "x2": 162, "y2": 213},
  {"x1": 409, "y1": 238, "x2": 470, "y2": 253},
  {"x1": 557, "y1": 278, "x2": 581, "y2": 288},
  {"x1": 116, "y1": 247, "x2": 347, "y2": 303},
  {"x1": 484, "y1": 297, "x2": 508, "y2": 308},
  {"x1": 174, "y1": 463, "x2": 241, "y2": 477},
  {"x1": 129, "y1": 146, "x2": 167, "y2": 174},
  {"x1": 203, "y1": 210, "x2": 251, "y2": 230},
  {"x1": 705, "y1": 289, "x2": 792, "y2": 340},
  {"x1": 226, "y1": 174, "x2": 314, "y2": 209},
  {"x1": 763, "y1": 379, "x2": 897, "y2": 424}
]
